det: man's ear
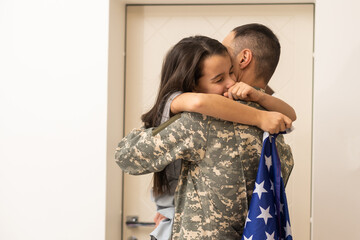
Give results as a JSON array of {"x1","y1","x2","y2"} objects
[{"x1": 236, "y1": 49, "x2": 252, "y2": 69}]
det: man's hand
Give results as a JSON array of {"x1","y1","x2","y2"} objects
[
  {"x1": 257, "y1": 111, "x2": 292, "y2": 134},
  {"x1": 153, "y1": 212, "x2": 167, "y2": 228},
  {"x1": 224, "y1": 82, "x2": 262, "y2": 102}
]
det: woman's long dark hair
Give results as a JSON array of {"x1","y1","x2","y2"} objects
[{"x1": 141, "y1": 35, "x2": 229, "y2": 197}]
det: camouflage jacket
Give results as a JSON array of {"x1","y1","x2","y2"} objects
[{"x1": 115, "y1": 111, "x2": 293, "y2": 239}]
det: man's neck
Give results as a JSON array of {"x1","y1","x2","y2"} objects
[
  {"x1": 237, "y1": 67, "x2": 266, "y2": 90},
  {"x1": 239, "y1": 74, "x2": 266, "y2": 90},
  {"x1": 250, "y1": 80, "x2": 266, "y2": 90}
]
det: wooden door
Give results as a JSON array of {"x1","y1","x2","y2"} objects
[{"x1": 124, "y1": 4, "x2": 313, "y2": 240}]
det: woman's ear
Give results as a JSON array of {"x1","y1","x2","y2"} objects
[{"x1": 236, "y1": 49, "x2": 252, "y2": 69}]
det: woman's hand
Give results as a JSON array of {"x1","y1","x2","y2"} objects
[
  {"x1": 224, "y1": 82, "x2": 297, "y2": 122},
  {"x1": 153, "y1": 212, "x2": 167, "y2": 228},
  {"x1": 225, "y1": 82, "x2": 262, "y2": 102},
  {"x1": 257, "y1": 111, "x2": 292, "y2": 134}
]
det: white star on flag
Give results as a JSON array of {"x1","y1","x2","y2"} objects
[
  {"x1": 244, "y1": 212, "x2": 251, "y2": 228},
  {"x1": 243, "y1": 235, "x2": 253, "y2": 240},
  {"x1": 253, "y1": 181, "x2": 267, "y2": 199},
  {"x1": 265, "y1": 155, "x2": 272, "y2": 171},
  {"x1": 257, "y1": 206, "x2": 273, "y2": 224},
  {"x1": 270, "y1": 179, "x2": 274, "y2": 194},
  {"x1": 284, "y1": 221, "x2": 292, "y2": 237},
  {"x1": 265, "y1": 231, "x2": 275, "y2": 240}
]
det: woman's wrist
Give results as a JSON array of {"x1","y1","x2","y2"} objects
[
  {"x1": 256, "y1": 90, "x2": 267, "y2": 104},
  {"x1": 254, "y1": 109, "x2": 265, "y2": 128}
]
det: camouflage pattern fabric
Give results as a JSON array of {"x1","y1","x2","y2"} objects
[{"x1": 115, "y1": 104, "x2": 294, "y2": 240}]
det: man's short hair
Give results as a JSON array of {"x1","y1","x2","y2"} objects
[{"x1": 232, "y1": 23, "x2": 281, "y2": 84}]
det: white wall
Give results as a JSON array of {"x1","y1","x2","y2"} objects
[
  {"x1": 0, "y1": 1, "x2": 109, "y2": 239},
  {"x1": 2, "y1": 0, "x2": 360, "y2": 239},
  {"x1": 312, "y1": 0, "x2": 360, "y2": 239}
]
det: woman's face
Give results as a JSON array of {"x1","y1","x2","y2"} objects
[{"x1": 195, "y1": 54, "x2": 236, "y2": 95}]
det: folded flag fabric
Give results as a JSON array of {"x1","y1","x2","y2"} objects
[{"x1": 241, "y1": 132, "x2": 292, "y2": 240}]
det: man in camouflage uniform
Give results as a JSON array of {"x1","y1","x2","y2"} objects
[
  {"x1": 115, "y1": 102, "x2": 293, "y2": 239},
  {"x1": 221, "y1": 23, "x2": 295, "y2": 205},
  {"x1": 116, "y1": 24, "x2": 294, "y2": 239}
]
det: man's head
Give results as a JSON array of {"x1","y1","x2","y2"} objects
[{"x1": 222, "y1": 23, "x2": 280, "y2": 89}]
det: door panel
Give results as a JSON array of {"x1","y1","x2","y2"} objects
[{"x1": 125, "y1": 4, "x2": 313, "y2": 240}]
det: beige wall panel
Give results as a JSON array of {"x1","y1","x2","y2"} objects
[{"x1": 106, "y1": 1, "x2": 126, "y2": 240}]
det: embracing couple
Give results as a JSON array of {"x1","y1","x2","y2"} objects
[{"x1": 116, "y1": 23, "x2": 296, "y2": 240}]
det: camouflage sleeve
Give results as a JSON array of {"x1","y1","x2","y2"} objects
[
  {"x1": 276, "y1": 134, "x2": 294, "y2": 187},
  {"x1": 115, "y1": 112, "x2": 208, "y2": 175}
]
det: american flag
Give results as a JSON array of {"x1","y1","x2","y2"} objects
[{"x1": 241, "y1": 132, "x2": 292, "y2": 240}]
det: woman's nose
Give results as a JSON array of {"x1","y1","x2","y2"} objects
[{"x1": 225, "y1": 76, "x2": 235, "y2": 88}]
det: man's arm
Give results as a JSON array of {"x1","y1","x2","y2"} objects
[
  {"x1": 276, "y1": 134, "x2": 294, "y2": 186},
  {"x1": 115, "y1": 113, "x2": 207, "y2": 175}
]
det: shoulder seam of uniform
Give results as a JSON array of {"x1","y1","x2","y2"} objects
[{"x1": 152, "y1": 114, "x2": 181, "y2": 136}]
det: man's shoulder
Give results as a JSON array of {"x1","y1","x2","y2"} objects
[
  {"x1": 152, "y1": 112, "x2": 208, "y2": 136},
  {"x1": 181, "y1": 112, "x2": 235, "y2": 127},
  {"x1": 180, "y1": 111, "x2": 207, "y2": 120},
  {"x1": 180, "y1": 110, "x2": 262, "y2": 130},
  {"x1": 180, "y1": 112, "x2": 262, "y2": 140}
]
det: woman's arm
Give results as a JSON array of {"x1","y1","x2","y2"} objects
[
  {"x1": 256, "y1": 93, "x2": 297, "y2": 121},
  {"x1": 227, "y1": 82, "x2": 297, "y2": 121},
  {"x1": 171, "y1": 93, "x2": 292, "y2": 134}
]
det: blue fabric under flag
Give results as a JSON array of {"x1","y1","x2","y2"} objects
[{"x1": 241, "y1": 132, "x2": 292, "y2": 240}]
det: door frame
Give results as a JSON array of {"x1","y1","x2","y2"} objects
[{"x1": 106, "y1": 1, "x2": 315, "y2": 240}]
